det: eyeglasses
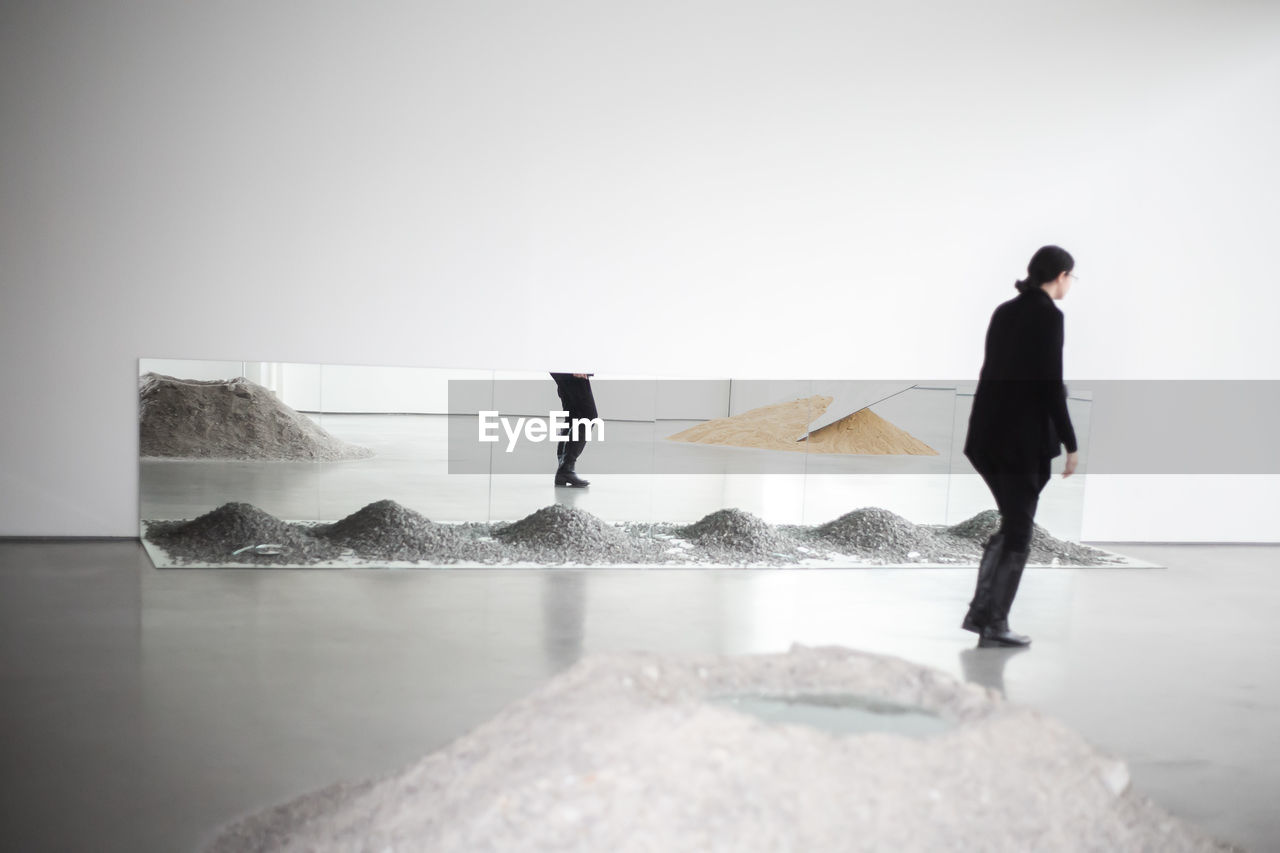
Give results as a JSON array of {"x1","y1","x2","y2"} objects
[{"x1": 1068, "y1": 272, "x2": 1079, "y2": 281}]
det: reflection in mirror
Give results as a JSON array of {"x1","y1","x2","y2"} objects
[
  {"x1": 486, "y1": 371, "x2": 660, "y2": 563},
  {"x1": 655, "y1": 378, "x2": 812, "y2": 527},
  {"x1": 797, "y1": 382, "x2": 954, "y2": 529},
  {"x1": 139, "y1": 358, "x2": 495, "y2": 565},
  {"x1": 139, "y1": 359, "x2": 328, "y2": 524},
  {"x1": 138, "y1": 361, "x2": 1115, "y2": 570}
]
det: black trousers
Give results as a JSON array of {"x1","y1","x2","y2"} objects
[
  {"x1": 550, "y1": 373, "x2": 598, "y2": 465},
  {"x1": 966, "y1": 452, "x2": 1052, "y2": 552}
]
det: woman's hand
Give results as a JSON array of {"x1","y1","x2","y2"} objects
[{"x1": 1062, "y1": 451, "x2": 1079, "y2": 478}]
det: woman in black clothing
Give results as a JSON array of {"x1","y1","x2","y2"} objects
[{"x1": 962, "y1": 245, "x2": 1080, "y2": 647}]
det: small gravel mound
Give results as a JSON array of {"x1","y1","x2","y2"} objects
[
  {"x1": 946, "y1": 510, "x2": 1119, "y2": 566},
  {"x1": 494, "y1": 504, "x2": 637, "y2": 563},
  {"x1": 146, "y1": 502, "x2": 339, "y2": 564},
  {"x1": 677, "y1": 509, "x2": 793, "y2": 561},
  {"x1": 816, "y1": 507, "x2": 935, "y2": 561},
  {"x1": 315, "y1": 500, "x2": 481, "y2": 562},
  {"x1": 945, "y1": 509, "x2": 1005, "y2": 542}
]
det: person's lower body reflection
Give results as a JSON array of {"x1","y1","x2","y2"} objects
[
  {"x1": 959, "y1": 644, "x2": 1029, "y2": 696},
  {"x1": 551, "y1": 373, "x2": 596, "y2": 488},
  {"x1": 542, "y1": 572, "x2": 586, "y2": 674}
]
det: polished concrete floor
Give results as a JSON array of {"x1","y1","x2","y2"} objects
[{"x1": 1, "y1": 540, "x2": 1277, "y2": 852}]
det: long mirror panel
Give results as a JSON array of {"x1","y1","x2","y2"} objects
[{"x1": 139, "y1": 361, "x2": 1108, "y2": 569}]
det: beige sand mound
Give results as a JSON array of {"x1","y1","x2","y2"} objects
[
  {"x1": 139, "y1": 372, "x2": 373, "y2": 461},
  {"x1": 806, "y1": 407, "x2": 937, "y2": 455},
  {"x1": 666, "y1": 394, "x2": 936, "y2": 455}
]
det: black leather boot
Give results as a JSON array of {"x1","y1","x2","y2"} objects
[
  {"x1": 962, "y1": 533, "x2": 1005, "y2": 633},
  {"x1": 554, "y1": 456, "x2": 590, "y2": 488},
  {"x1": 980, "y1": 547, "x2": 1031, "y2": 647}
]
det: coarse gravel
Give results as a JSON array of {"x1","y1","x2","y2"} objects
[
  {"x1": 944, "y1": 509, "x2": 1118, "y2": 566},
  {"x1": 313, "y1": 500, "x2": 498, "y2": 563},
  {"x1": 492, "y1": 504, "x2": 669, "y2": 565},
  {"x1": 146, "y1": 503, "x2": 342, "y2": 565},
  {"x1": 672, "y1": 508, "x2": 803, "y2": 564},
  {"x1": 143, "y1": 502, "x2": 1128, "y2": 568},
  {"x1": 813, "y1": 506, "x2": 939, "y2": 562}
]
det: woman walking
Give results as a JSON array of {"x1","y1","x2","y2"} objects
[{"x1": 962, "y1": 246, "x2": 1080, "y2": 647}]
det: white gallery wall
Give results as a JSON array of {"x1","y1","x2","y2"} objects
[{"x1": 2, "y1": 0, "x2": 1279, "y2": 538}]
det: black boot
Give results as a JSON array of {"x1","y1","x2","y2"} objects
[
  {"x1": 962, "y1": 533, "x2": 1005, "y2": 634},
  {"x1": 554, "y1": 455, "x2": 590, "y2": 488},
  {"x1": 980, "y1": 547, "x2": 1031, "y2": 647}
]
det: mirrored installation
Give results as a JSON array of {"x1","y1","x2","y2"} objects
[{"x1": 138, "y1": 358, "x2": 1141, "y2": 569}]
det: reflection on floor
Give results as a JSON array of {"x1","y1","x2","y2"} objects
[{"x1": 0, "y1": 540, "x2": 1274, "y2": 851}]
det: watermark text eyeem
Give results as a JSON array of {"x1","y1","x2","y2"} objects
[{"x1": 477, "y1": 411, "x2": 604, "y2": 452}]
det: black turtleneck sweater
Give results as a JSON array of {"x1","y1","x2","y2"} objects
[{"x1": 963, "y1": 286, "x2": 1078, "y2": 463}]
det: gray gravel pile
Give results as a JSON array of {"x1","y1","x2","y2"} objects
[
  {"x1": 314, "y1": 500, "x2": 494, "y2": 563},
  {"x1": 207, "y1": 645, "x2": 1232, "y2": 853},
  {"x1": 815, "y1": 507, "x2": 940, "y2": 562},
  {"x1": 144, "y1": 501, "x2": 1131, "y2": 569},
  {"x1": 139, "y1": 372, "x2": 373, "y2": 461},
  {"x1": 945, "y1": 509, "x2": 1119, "y2": 566},
  {"x1": 675, "y1": 509, "x2": 799, "y2": 563},
  {"x1": 493, "y1": 505, "x2": 663, "y2": 564},
  {"x1": 147, "y1": 502, "x2": 340, "y2": 565},
  {"x1": 945, "y1": 509, "x2": 1006, "y2": 542}
]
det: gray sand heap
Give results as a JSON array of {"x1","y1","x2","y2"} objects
[
  {"x1": 139, "y1": 372, "x2": 373, "y2": 461},
  {"x1": 207, "y1": 645, "x2": 1231, "y2": 853},
  {"x1": 946, "y1": 509, "x2": 1118, "y2": 566},
  {"x1": 146, "y1": 502, "x2": 340, "y2": 565},
  {"x1": 676, "y1": 508, "x2": 798, "y2": 563},
  {"x1": 494, "y1": 504, "x2": 659, "y2": 564},
  {"x1": 816, "y1": 507, "x2": 939, "y2": 562},
  {"x1": 315, "y1": 500, "x2": 493, "y2": 563}
]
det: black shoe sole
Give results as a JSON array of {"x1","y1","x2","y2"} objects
[{"x1": 978, "y1": 635, "x2": 1031, "y2": 648}]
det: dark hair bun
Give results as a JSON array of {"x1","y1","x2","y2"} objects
[{"x1": 1020, "y1": 245, "x2": 1074, "y2": 291}]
